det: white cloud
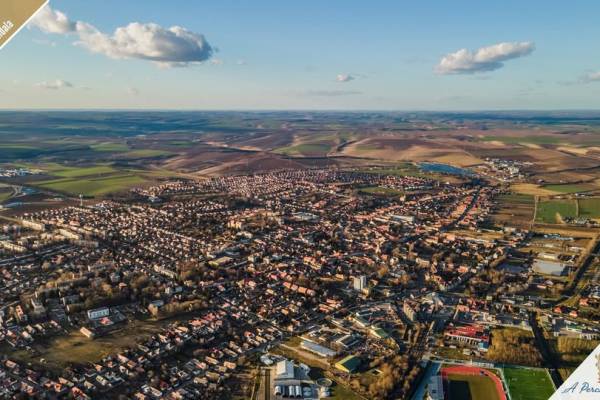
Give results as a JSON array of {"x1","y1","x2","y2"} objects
[
  {"x1": 336, "y1": 74, "x2": 355, "y2": 82},
  {"x1": 29, "y1": 5, "x2": 214, "y2": 68},
  {"x1": 236, "y1": 59, "x2": 247, "y2": 66},
  {"x1": 127, "y1": 87, "x2": 140, "y2": 96},
  {"x1": 582, "y1": 71, "x2": 600, "y2": 83},
  {"x1": 30, "y1": 5, "x2": 75, "y2": 34},
  {"x1": 35, "y1": 79, "x2": 74, "y2": 90},
  {"x1": 436, "y1": 41, "x2": 535, "y2": 74}
]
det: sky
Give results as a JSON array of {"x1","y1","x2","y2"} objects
[{"x1": 2, "y1": 0, "x2": 600, "y2": 110}]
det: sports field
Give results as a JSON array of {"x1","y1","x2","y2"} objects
[
  {"x1": 442, "y1": 366, "x2": 506, "y2": 400},
  {"x1": 503, "y1": 368, "x2": 554, "y2": 400},
  {"x1": 359, "y1": 186, "x2": 404, "y2": 196}
]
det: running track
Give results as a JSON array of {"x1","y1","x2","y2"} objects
[{"x1": 441, "y1": 365, "x2": 507, "y2": 400}]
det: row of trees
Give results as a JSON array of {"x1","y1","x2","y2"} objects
[
  {"x1": 487, "y1": 328, "x2": 543, "y2": 366},
  {"x1": 342, "y1": 354, "x2": 422, "y2": 400},
  {"x1": 557, "y1": 336, "x2": 599, "y2": 364}
]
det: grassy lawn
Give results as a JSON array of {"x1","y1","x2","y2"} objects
[
  {"x1": 0, "y1": 190, "x2": 11, "y2": 203},
  {"x1": 578, "y1": 198, "x2": 600, "y2": 218},
  {"x1": 503, "y1": 368, "x2": 554, "y2": 400},
  {"x1": 37, "y1": 174, "x2": 147, "y2": 196},
  {"x1": 536, "y1": 200, "x2": 577, "y2": 223},
  {"x1": 446, "y1": 373, "x2": 500, "y2": 400},
  {"x1": 359, "y1": 186, "x2": 404, "y2": 196},
  {"x1": 543, "y1": 183, "x2": 596, "y2": 194},
  {"x1": 7, "y1": 319, "x2": 166, "y2": 373}
]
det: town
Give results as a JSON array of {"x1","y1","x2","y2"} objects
[{"x1": 0, "y1": 165, "x2": 596, "y2": 400}]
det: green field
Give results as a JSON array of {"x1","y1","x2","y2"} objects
[
  {"x1": 90, "y1": 142, "x2": 130, "y2": 152},
  {"x1": 578, "y1": 198, "x2": 600, "y2": 219},
  {"x1": 536, "y1": 200, "x2": 577, "y2": 223},
  {"x1": 0, "y1": 144, "x2": 45, "y2": 159},
  {"x1": 353, "y1": 144, "x2": 381, "y2": 152},
  {"x1": 503, "y1": 368, "x2": 554, "y2": 400},
  {"x1": 498, "y1": 193, "x2": 534, "y2": 204},
  {"x1": 119, "y1": 149, "x2": 175, "y2": 159},
  {"x1": 0, "y1": 190, "x2": 11, "y2": 203},
  {"x1": 543, "y1": 183, "x2": 596, "y2": 194},
  {"x1": 51, "y1": 165, "x2": 118, "y2": 178},
  {"x1": 37, "y1": 174, "x2": 146, "y2": 196},
  {"x1": 446, "y1": 373, "x2": 500, "y2": 400}
]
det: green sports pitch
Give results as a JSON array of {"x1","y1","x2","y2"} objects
[{"x1": 503, "y1": 367, "x2": 555, "y2": 400}]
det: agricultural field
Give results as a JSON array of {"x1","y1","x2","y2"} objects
[
  {"x1": 480, "y1": 135, "x2": 564, "y2": 145},
  {"x1": 533, "y1": 197, "x2": 600, "y2": 224},
  {"x1": 536, "y1": 200, "x2": 577, "y2": 224},
  {"x1": 274, "y1": 143, "x2": 332, "y2": 156},
  {"x1": 503, "y1": 368, "x2": 555, "y2": 400},
  {"x1": 492, "y1": 193, "x2": 535, "y2": 227},
  {"x1": 90, "y1": 142, "x2": 130, "y2": 152},
  {"x1": 118, "y1": 149, "x2": 175, "y2": 159},
  {"x1": 36, "y1": 174, "x2": 147, "y2": 197},
  {"x1": 578, "y1": 198, "x2": 600, "y2": 219},
  {"x1": 49, "y1": 165, "x2": 118, "y2": 178},
  {"x1": 542, "y1": 183, "x2": 597, "y2": 194}
]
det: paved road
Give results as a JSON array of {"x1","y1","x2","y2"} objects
[{"x1": 256, "y1": 368, "x2": 271, "y2": 400}]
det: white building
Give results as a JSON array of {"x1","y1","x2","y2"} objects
[
  {"x1": 275, "y1": 360, "x2": 295, "y2": 380},
  {"x1": 87, "y1": 307, "x2": 110, "y2": 320},
  {"x1": 353, "y1": 275, "x2": 367, "y2": 292}
]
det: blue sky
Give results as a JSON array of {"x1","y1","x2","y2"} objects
[{"x1": 2, "y1": 0, "x2": 600, "y2": 110}]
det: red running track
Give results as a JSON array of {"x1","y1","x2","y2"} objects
[{"x1": 441, "y1": 365, "x2": 507, "y2": 400}]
